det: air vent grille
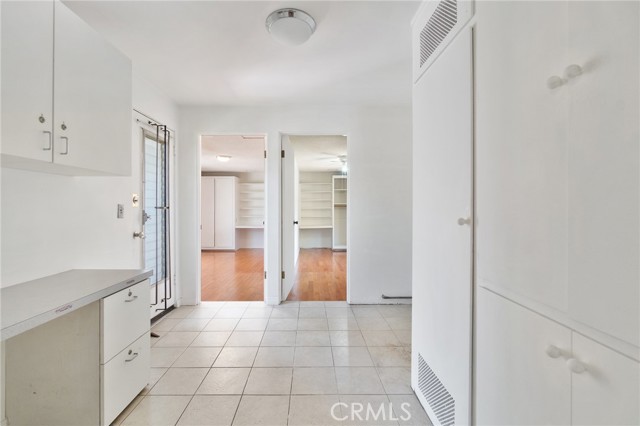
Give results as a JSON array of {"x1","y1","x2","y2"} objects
[
  {"x1": 418, "y1": 353, "x2": 455, "y2": 426},
  {"x1": 419, "y1": 0, "x2": 458, "y2": 68}
]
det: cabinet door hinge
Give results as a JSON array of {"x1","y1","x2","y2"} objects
[
  {"x1": 281, "y1": 271, "x2": 285, "y2": 279},
  {"x1": 281, "y1": 150, "x2": 285, "y2": 158},
  {"x1": 264, "y1": 150, "x2": 267, "y2": 159},
  {"x1": 264, "y1": 271, "x2": 267, "y2": 279}
]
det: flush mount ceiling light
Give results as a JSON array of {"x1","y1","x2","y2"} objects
[
  {"x1": 266, "y1": 8, "x2": 316, "y2": 46},
  {"x1": 216, "y1": 155, "x2": 232, "y2": 162}
]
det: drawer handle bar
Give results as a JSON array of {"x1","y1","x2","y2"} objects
[
  {"x1": 124, "y1": 295, "x2": 138, "y2": 303},
  {"x1": 125, "y1": 350, "x2": 139, "y2": 362}
]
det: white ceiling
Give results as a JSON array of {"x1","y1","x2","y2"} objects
[
  {"x1": 63, "y1": 1, "x2": 420, "y2": 107},
  {"x1": 290, "y1": 135, "x2": 347, "y2": 172},
  {"x1": 201, "y1": 135, "x2": 265, "y2": 172}
]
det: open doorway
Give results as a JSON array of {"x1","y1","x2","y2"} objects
[
  {"x1": 281, "y1": 135, "x2": 348, "y2": 301},
  {"x1": 200, "y1": 135, "x2": 266, "y2": 301}
]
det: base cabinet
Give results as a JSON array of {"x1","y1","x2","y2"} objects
[{"x1": 477, "y1": 288, "x2": 640, "y2": 425}]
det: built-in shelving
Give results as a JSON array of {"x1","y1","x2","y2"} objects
[
  {"x1": 236, "y1": 182, "x2": 264, "y2": 228},
  {"x1": 332, "y1": 175, "x2": 347, "y2": 250},
  {"x1": 299, "y1": 181, "x2": 332, "y2": 228}
]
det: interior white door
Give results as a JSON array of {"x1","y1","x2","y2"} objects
[
  {"x1": 281, "y1": 135, "x2": 298, "y2": 300},
  {"x1": 213, "y1": 177, "x2": 236, "y2": 249},
  {"x1": 0, "y1": 0, "x2": 54, "y2": 163},
  {"x1": 412, "y1": 28, "x2": 473, "y2": 425},
  {"x1": 201, "y1": 177, "x2": 216, "y2": 249}
]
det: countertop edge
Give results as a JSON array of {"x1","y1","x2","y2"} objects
[{"x1": 1, "y1": 269, "x2": 153, "y2": 341}]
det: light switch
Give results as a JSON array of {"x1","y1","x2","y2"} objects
[{"x1": 117, "y1": 204, "x2": 124, "y2": 219}]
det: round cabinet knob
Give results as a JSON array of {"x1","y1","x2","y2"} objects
[
  {"x1": 564, "y1": 64, "x2": 583, "y2": 80},
  {"x1": 38, "y1": 114, "x2": 46, "y2": 123},
  {"x1": 457, "y1": 217, "x2": 471, "y2": 226},
  {"x1": 567, "y1": 358, "x2": 587, "y2": 374},
  {"x1": 545, "y1": 345, "x2": 562, "y2": 358},
  {"x1": 547, "y1": 75, "x2": 565, "y2": 90}
]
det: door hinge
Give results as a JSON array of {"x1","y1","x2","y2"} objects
[
  {"x1": 264, "y1": 271, "x2": 267, "y2": 279},
  {"x1": 281, "y1": 150, "x2": 285, "y2": 158},
  {"x1": 264, "y1": 150, "x2": 267, "y2": 159},
  {"x1": 281, "y1": 271, "x2": 285, "y2": 279}
]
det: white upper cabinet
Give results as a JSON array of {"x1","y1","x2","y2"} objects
[
  {"x1": 1, "y1": 0, "x2": 132, "y2": 176},
  {"x1": 565, "y1": 1, "x2": 639, "y2": 346},
  {"x1": 53, "y1": 2, "x2": 132, "y2": 175},
  {"x1": 1, "y1": 1, "x2": 54, "y2": 163},
  {"x1": 476, "y1": 1, "x2": 639, "y2": 347},
  {"x1": 475, "y1": 0, "x2": 570, "y2": 312}
]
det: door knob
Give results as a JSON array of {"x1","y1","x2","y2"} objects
[
  {"x1": 133, "y1": 231, "x2": 145, "y2": 239},
  {"x1": 457, "y1": 217, "x2": 471, "y2": 226},
  {"x1": 293, "y1": 221, "x2": 299, "y2": 225}
]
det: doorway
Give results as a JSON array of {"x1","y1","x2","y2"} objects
[
  {"x1": 281, "y1": 135, "x2": 348, "y2": 301},
  {"x1": 199, "y1": 135, "x2": 266, "y2": 301}
]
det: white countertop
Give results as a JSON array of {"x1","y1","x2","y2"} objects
[{"x1": 1, "y1": 269, "x2": 152, "y2": 341}]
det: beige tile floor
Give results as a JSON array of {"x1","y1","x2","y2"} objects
[{"x1": 113, "y1": 302, "x2": 432, "y2": 426}]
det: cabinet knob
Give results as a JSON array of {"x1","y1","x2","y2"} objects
[
  {"x1": 547, "y1": 75, "x2": 565, "y2": 90},
  {"x1": 38, "y1": 114, "x2": 46, "y2": 124},
  {"x1": 545, "y1": 345, "x2": 562, "y2": 359},
  {"x1": 457, "y1": 217, "x2": 472, "y2": 226},
  {"x1": 564, "y1": 64, "x2": 583, "y2": 80},
  {"x1": 567, "y1": 358, "x2": 587, "y2": 374}
]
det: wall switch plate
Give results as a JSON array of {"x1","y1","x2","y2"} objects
[
  {"x1": 132, "y1": 193, "x2": 139, "y2": 207},
  {"x1": 117, "y1": 204, "x2": 124, "y2": 219}
]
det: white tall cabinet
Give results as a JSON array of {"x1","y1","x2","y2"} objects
[
  {"x1": 1, "y1": 1, "x2": 132, "y2": 176},
  {"x1": 201, "y1": 176, "x2": 238, "y2": 250},
  {"x1": 475, "y1": 1, "x2": 640, "y2": 424}
]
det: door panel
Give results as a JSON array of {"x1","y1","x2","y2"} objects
[
  {"x1": 566, "y1": 1, "x2": 640, "y2": 346},
  {"x1": 571, "y1": 333, "x2": 640, "y2": 425},
  {"x1": 213, "y1": 178, "x2": 235, "y2": 249},
  {"x1": 0, "y1": 0, "x2": 54, "y2": 162},
  {"x1": 201, "y1": 177, "x2": 216, "y2": 249},
  {"x1": 281, "y1": 136, "x2": 297, "y2": 300},
  {"x1": 476, "y1": 288, "x2": 572, "y2": 425},
  {"x1": 411, "y1": 28, "x2": 473, "y2": 425}
]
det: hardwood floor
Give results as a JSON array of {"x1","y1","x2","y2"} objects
[
  {"x1": 287, "y1": 248, "x2": 346, "y2": 301},
  {"x1": 201, "y1": 249, "x2": 264, "y2": 301},
  {"x1": 201, "y1": 248, "x2": 346, "y2": 302}
]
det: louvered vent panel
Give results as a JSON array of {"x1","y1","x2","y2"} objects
[
  {"x1": 419, "y1": 0, "x2": 458, "y2": 68},
  {"x1": 418, "y1": 353, "x2": 455, "y2": 426}
]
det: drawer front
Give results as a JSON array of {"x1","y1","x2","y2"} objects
[
  {"x1": 101, "y1": 280, "x2": 150, "y2": 363},
  {"x1": 101, "y1": 332, "x2": 150, "y2": 426}
]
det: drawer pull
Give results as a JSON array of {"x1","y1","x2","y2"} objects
[
  {"x1": 125, "y1": 349, "x2": 139, "y2": 362},
  {"x1": 124, "y1": 295, "x2": 138, "y2": 302}
]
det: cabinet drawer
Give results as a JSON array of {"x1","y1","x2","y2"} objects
[
  {"x1": 101, "y1": 280, "x2": 149, "y2": 363},
  {"x1": 101, "y1": 332, "x2": 150, "y2": 426}
]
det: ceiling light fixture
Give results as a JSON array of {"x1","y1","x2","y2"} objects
[
  {"x1": 216, "y1": 155, "x2": 232, "y2": 162},
  {"x1": 266, "y1": 8, "x2": 316, "y2": 46}
]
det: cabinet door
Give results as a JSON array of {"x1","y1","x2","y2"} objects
[
  {"x1": 214, "y1": 177, "x2": 236, "y2": 249},
  {"x1": 201, "y1": 177, "x2": 216, "y2": 249},
  {"x1": 0, "y1": 0, "x2": 54, "y2": 163},
  {"x1": 53, "y1": 2, "x2": 132, "y2": 175},
  {"x1": 476, "y1": 288, "x2": 572, "y2": 425},
  {"x1": 566, "y1": 1, "x2": 640, "y2": 347},
  {"x1": 475, "y1": 1, "x2": 570, "y2": 311},
  {"x1": 571, "y1": 334, "x2": 640, "y2": 425}
]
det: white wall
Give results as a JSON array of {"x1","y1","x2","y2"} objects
[
  {"x1": 299, "y1": 229, "x2": 333, "y2": 249},
  {"x1": 177, "y1": 105, "x2": 412, "y2": 305}
]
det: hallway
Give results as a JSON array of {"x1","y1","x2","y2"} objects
[{"x1": 201, "y1": 249, "x2": 264, "y2": 301}]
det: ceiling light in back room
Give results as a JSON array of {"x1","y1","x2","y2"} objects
[
  {"x1": 266, "y1": 8, "x2": 316, "y2": 46},
  {"x1": 217, "y1": 155, "x2": 232, "y2": 162}
]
